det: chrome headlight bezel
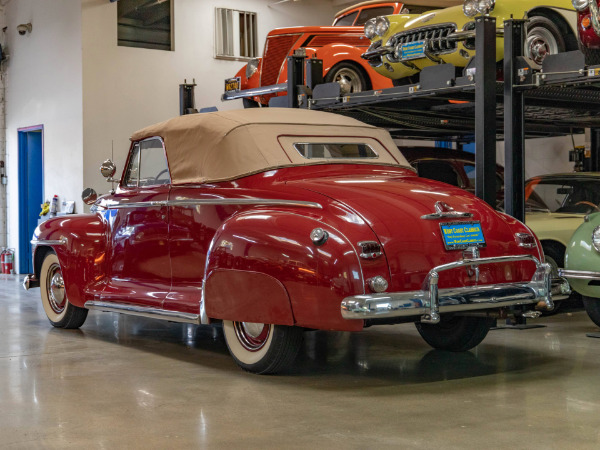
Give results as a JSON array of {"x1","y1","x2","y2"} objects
[
  {"x1": 364, "y1": 18, "x2": 377, "y2": 40},
  {"x1": 245, "y1": 58, "x2": 260, "y2": 80},
  {"x1": 572, "y1": 0, "x2": 590, "y2": 11},
  {"x1": 375, "y1": 16, "x2": 390, "y2": 37},
  {"x1": 593, "y1": 225, "x2": 600, "y2": 253},
  {"x1": 476, "y1": 0, "x2": 495, "y2": 15},
  {"x1": 463, "y1": 0, "x2": 478, "y2": 17}
]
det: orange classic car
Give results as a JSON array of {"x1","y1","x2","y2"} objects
[{"x1": 223, "y1": 1, "x2": 409, "y2": 106}]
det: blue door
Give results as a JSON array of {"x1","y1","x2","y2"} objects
[{"x1": 18, "y1": 128, "x2": 43, "y2": 274}]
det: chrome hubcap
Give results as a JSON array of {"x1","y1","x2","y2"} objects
[
  {"x1": 525, "y1": 28, "x2": 558, "y2": 65},
  {"x1": 332, "y1": 68, "x2": 362, "y2": 95},
  {"x1": 233, "y1": 322, "x2": 270, "y2": 352},
  {"x1": 47, "y1": 263, "x2": 66, "y2": 314}
]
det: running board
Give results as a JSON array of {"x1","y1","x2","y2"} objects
[{"x1": 84, "y1": 301, "x2": 200, "y2": 324}]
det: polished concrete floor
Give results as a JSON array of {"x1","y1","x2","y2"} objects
[{"x1": 2, "y1": 273, "x2": 600, "y2": 448}]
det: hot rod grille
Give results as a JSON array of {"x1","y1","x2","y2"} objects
[
  {"x1": 389, "y1": 23, "x2": 457, "y2": 54},
  {"x1": 261, "y1": 34, "x2": 302, "y2": 87}
]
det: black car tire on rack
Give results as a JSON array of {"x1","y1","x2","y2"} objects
[
  {"x1": 525, "y1": 16, "x2": 566, "y2": 66},
  {"x1": 415, "y1": 316, "x2": 495, "y2": 351},
  {"x1": 325, "y1": 62, "x2": 370, "y2": 94}
]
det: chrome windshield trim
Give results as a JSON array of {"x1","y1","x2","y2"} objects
[
  {"x1": 84, "y1": 301, "x2": 200, "y2": 324},
  {"x1": 168, "y1": 198, "x2": 324, "y2": 209},
  {"x1": 558, "y1": 269, "x2": 600, "y2": 280},
  {"x1": 341, "y1": 254, "x2": 555, "y2": 324},
  {"x1": 31, "y1": 236, "x2": 68, "y2": 246},
  {"x1": 222, "y1": 83, "x2": 287, "y2": 101}
]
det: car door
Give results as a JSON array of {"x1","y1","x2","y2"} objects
[{"x1": 100, "y1": 138, "x2": 172, "y2": 308}]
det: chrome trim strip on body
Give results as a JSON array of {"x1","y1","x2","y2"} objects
[
  {"x1": 558, "y1": 269, "x2": 600, "y2": 280},
  {"x1": 103, "y1": 198, "x2": 323, "y2": 210},
  {"x1": 341, "y1": 255, "x2": 555, "y2": 324},
  {"x1": 30, "y1": 236, "x2": 68, "y2": 246},
  {"x1": 84, "y1": 301, "x2": 201, "y2": 324},
  {"x1": 222, "y1": 83, "x2": 287, "y2": 101}
]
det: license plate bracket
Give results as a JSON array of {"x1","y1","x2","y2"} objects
[{"x1": 439, "y1": 221, "x2": 486, "y2": 250}]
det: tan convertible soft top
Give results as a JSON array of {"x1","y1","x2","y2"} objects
[{"x1": 131, "y1": 108, "x2": 411, "y2": 185}]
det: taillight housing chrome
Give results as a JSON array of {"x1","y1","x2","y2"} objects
[
  {"x1": 515, "y1": 233, "x2": 537, "y2": 248},
  {"x1": 358, "y1": 241, "x2": 383, "y2": 259}
]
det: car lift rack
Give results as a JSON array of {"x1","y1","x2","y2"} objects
[{"x1": 227, "y1": 17, "x2": 600, "y2": 223}]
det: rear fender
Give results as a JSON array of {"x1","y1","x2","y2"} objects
[
  {"x1": 33, "y1": 213, "x2": 109, "y2": 308},
  {"x1": 203, "y1": 210, "x2": 365, "y2": 331}
]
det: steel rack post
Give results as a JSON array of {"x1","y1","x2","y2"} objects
[
  {"x1": 591, "y1": 128, "x2": 600, "y2": 172},
  {"x1": 475, "y1": 16, "x2": 497, "y2": 207},
  {"x1": 287, "y1": 53, "x2": 305, "y2": 108},
  {"x1": 503, "y1": 19, "x2": 526, "y2": 221}
]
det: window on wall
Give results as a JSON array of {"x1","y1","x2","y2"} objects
[
  {"x1": 215, "y1": 8, "x2": 258, "y2": 60},
  {"x1": 118, "y1": 0, "x2": 173, "y2": 51}
]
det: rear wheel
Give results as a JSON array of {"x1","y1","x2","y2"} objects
[
  {"x1": 583, "y1": 296, "x2": 600, "y2": 328},
  {"x1": 40, "y1": 252, "x2": 88, "y2": 329},
  {"x1": 415, "y1": 316, "x2": 494, "y2": 351},
  {"x1": 325, "y1": 62, "x2": 369, "y2": 95},
  {"x1": 222, "y1": 320, "x2": 303, "y2": 374}
]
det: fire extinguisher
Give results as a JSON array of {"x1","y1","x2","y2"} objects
[{"x1": 1, "y1": 248, "x2": 15, "y2": 274}]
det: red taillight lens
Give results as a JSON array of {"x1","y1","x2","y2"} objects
[{"x1": 515, "y1": 233, "x2": 537, "y2": 248}]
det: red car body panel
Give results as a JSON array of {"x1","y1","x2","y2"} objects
[
  {"x1": 577, "y1": 8, "x2": 600, "y2": 48},
  {"x1": 235, "y1": 2, "x2": 403, "y2": 105},
  {"x1": 32, "y1": 161, "x2": 543, "y2": 333}
]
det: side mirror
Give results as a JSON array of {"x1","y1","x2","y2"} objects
[
  {"x1": 100, "y1": 159, "x2": 117, "y2": 181},
  {"x1": 82, "y1": 187, "x2": 98, "y2": 205}
]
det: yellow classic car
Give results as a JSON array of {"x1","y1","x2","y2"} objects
[{"x1": 362, "y1": 0, "x2": 577, "y2": 84}]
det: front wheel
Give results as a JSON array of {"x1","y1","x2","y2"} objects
[
  {"x1": 415, "y1": 316, "x2": 494, "y2": 351},
  {"x1": 40, "y1": 251, "x2": 88, "y2": 329},
  {"x1": 525, "y1": 16, "x2": 566, "y2": 66},
  {"x1": 583, "y1": 296, "x2": 600, "y2": 328},
  {"x1": 222, "y1": 320, "x2": 303, "y2": 374}
]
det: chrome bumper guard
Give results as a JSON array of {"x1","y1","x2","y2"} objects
[
  {"x1": 558, "y1": 269, "x2": 600, "y2": 280},
  {"x1": 22, "y1": 274, "x2": 40, "y2": 290},
  {"x1": 221, "y1": 83, "x2": 287, "y2": 101},
  {"x1": 341, "y1": 255, "x2": 555, "y2": 324},
  {"x1": 362, "y1": 29, "x2": 504, "y2": 61}
]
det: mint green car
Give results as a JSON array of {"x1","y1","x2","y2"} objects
[{"x1": 562, "y1": 213, "x2": 600, "y2": 325}]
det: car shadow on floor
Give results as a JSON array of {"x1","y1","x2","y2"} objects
[{"x1": 51, "y1": 310, "x2": 571, "y2": 387}]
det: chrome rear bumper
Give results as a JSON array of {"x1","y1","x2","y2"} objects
[
  {"x1": 221, "y1": 83, "x2": 287, "y2": 101},
  {"x1": 558, "y1": 269, "x2": 600, "y2": 280},
  {"x1": 342, "y1": 255, "x2": 558, "y2": 324}
]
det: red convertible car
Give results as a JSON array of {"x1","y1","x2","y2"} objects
[{"x1": 24, "y1": 109, "x2": 559, "y2": 374}]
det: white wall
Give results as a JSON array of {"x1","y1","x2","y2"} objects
[
  {"x1": 4, "y1": 0, "x2": 83, "y2": 270},
  {"x1": 496, "y1": 135, "x2": 582, "y2": 179},
  {"x1": 81, "y1": 0, "x2": 338, "y2": 198}
]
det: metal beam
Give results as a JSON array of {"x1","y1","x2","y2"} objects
[
  {"x1": 475, "y1": 15, "x2": 497, "y2": 207},
  {"x1": 503, "y1": 19, "x2": 526, "y2": 221}
]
